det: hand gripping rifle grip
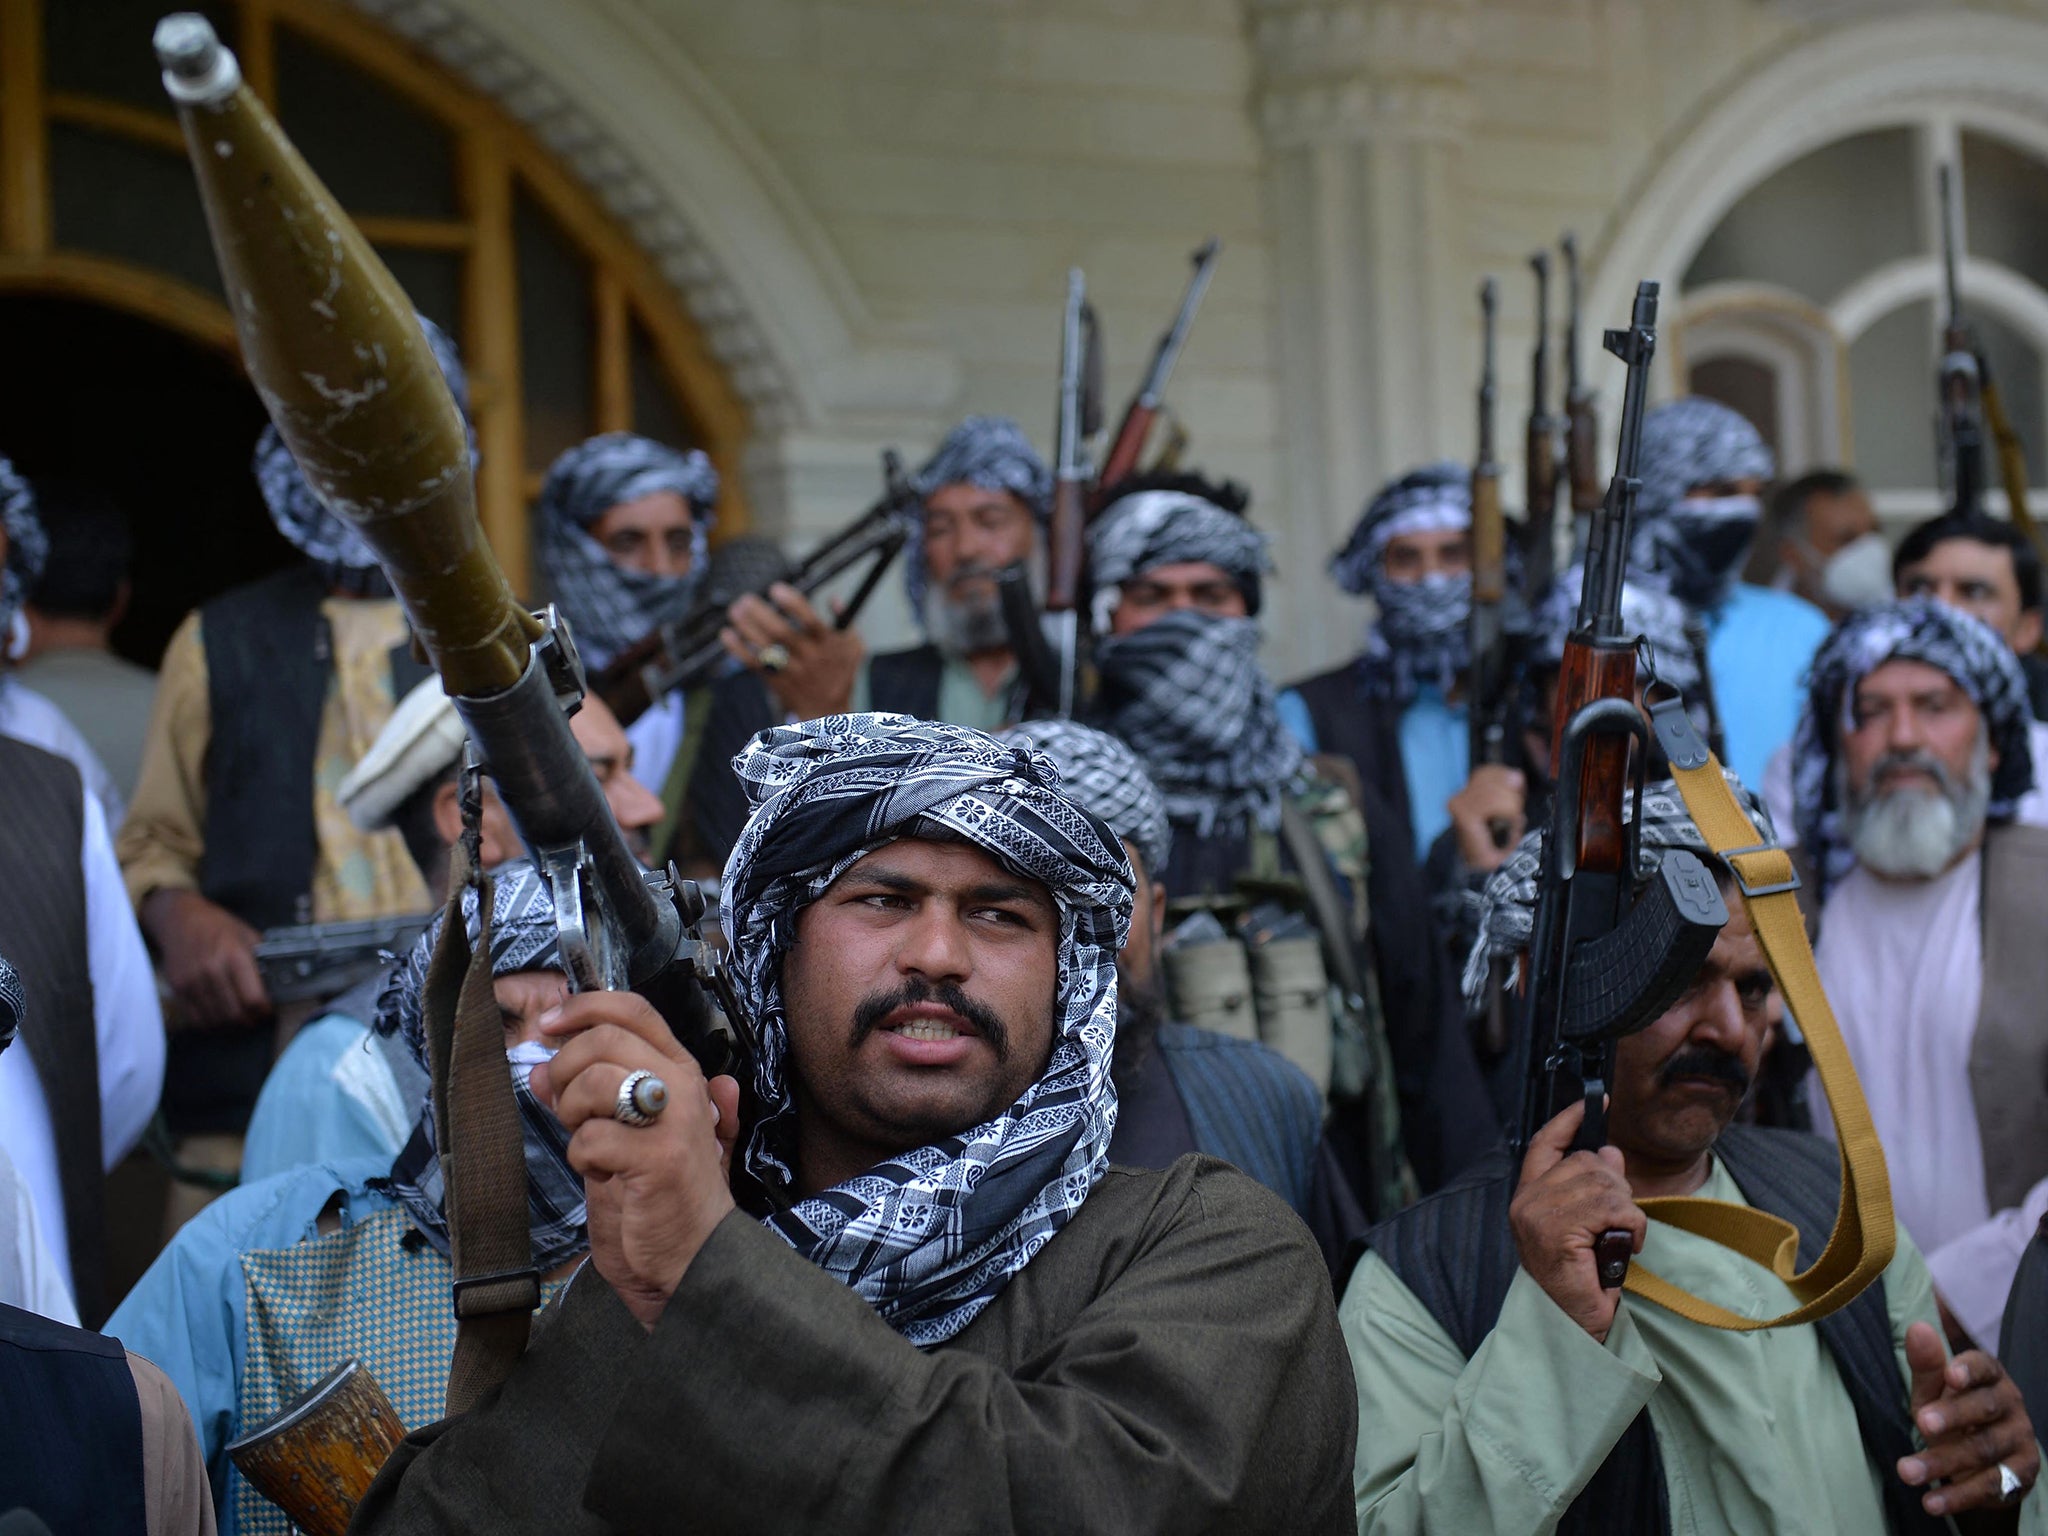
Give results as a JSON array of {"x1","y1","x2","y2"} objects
[{"x1": 1559, "y1": 850, "x2": 1729, "y2": 1046}]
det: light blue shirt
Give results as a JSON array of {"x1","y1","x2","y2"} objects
[
  {"x1": 1704, "y1": 584, "x2": 1832, "y2": 791},
  {"x1": 241, "y1": 1014, "x2": 419, "y2": 1186},
  {"x1": 1395, "y1": 686, "x2": 1468, "y2": 860},
  {"x1": 105, "y1": 1159, "x2": 395, "y2": 1530}
]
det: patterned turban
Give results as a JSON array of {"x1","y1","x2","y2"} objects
[
  {"x1": 0, "y1": 949, "x2": 22, "y2": 1055},
  {"x1": 721, "y1": 713, "x2": 1133, "y2": 1347},
  {"x1": 0, "y1": 458, "x2": 46, "y2": 643},
  {"x1": 252, "y1": 313, "x2": 473, "y2": 590},
  {"x1": 1090, "y1": 609, "x2": 1305, "y2": 841},
  {"x1": 373, "y1": 862, "x2": 586, "y2": 1271},
  {"x1": 1460, "y1": 771, "x2": 1774, "y2": 1017},
  {"x1": 1001, "y1": 718, "x2": 1171, "y2": 877},
  {"x1": 1087, "y1": 487, "x2": 1271, "y2": 630},
  {"x1": 1791, "y1": 599, "x2": 2033, "y2": 891},
  {"x1": 1627, "y1": 397, "x2": 1776, "y2": 611},
  {"x1": 906, "y1": 416, "x2": 1052, "y2": 624},
  {"x1": 1331, "y1": 462, "x2": 1475, "y2": 702},
  {"x1": 1535, "y1": 563, "x2": 1704, "y2": 699},
  {"x1": 535, "y1": 432, "x2": 720, "y2": 666}
]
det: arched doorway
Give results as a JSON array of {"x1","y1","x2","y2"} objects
[
  {"x1": 0, "y1": 296, "x2": 282, "y2": 665},
  {"x1": 0, "y1": 0, "x2": 751, "y2": 650}
]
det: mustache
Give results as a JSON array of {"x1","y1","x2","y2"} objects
[
  {"x1": 850, "y1": 976, "x2": 1011, "y2": 1060},
  {"x1": 1866, "y1": 749, "x2": 1958, "y2": 798},
  {"x1": 1658, "y1": 1046, "x2": 1752, "y2": 1095}
]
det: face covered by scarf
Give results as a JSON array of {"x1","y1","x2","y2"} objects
[
  {"x1": 1460, "y1": 770, "x2": 1775, "y2": 1017},
  {"x1": 1791, "y1": 598, "x2": 2033, "y2": 894},
  {"x1": 251, "y1": 313, "x2": 474, "y2": 599},
  {"x1": 721, "y1": 713, "x2": 1133, "y2": 1347},
  {"x1": 0, "y1": 458, "x2": 45, "y2": 658},
  {"x1": 1627, "y1": 397, "x2": 1776, "y2": 613},
  {"x1": 907, "y1": 415, "x2": 1052, "y2": 630},
  {"x1": 1086, "y1": 490, "x2": 1298, "y2": 839},
  {"x1": 535, "y1": 432, "x2": 720, "y2": 668},
  {"x1": 372, "y1": 861, "x2": 587, "y2": 1271},
  {"x1": 1330, "y1": 461, "x2": 1475, "y2": 702}
]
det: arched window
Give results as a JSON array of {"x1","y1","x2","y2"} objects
[
  {"x1": 1674, "y1": 117, "x2": 2048, "y2": 523},
  {"x1": 0, "y1": 0, "x2": 747, "y2": 657}
]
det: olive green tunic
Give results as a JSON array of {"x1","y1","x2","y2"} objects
[{"x1": 354, "y1": 1157, "x2": 1355, "y2": 1535}]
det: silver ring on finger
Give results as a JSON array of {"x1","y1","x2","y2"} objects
[
  {"x1": 1998, "y1": 1462, "x2": 2026, "y2": 1504},
  {"x1": 757, "y1": 641, "x2": 791, "y2": 674},
  {"x1": 613, "y1": 1069, "x2": 668, "y2": 1127}
]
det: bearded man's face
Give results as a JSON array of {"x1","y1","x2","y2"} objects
[{"x1": 1839, "y1": 658, "x2": 1995, "y2": 880}]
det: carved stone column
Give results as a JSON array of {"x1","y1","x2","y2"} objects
[{"x1": 1250, "y1": 0, "x2": 1476, "y2": 656}]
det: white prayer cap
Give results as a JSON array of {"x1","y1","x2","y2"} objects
[{"x1": 340, "y1": 674, "x2": 467, "y2": 831}]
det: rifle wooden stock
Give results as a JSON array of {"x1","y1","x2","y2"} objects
[
  {"x1": 1551, "y1": 641, "x2": 1636, "y2": 874},
  {"x1": 1471, "y1": 472, "x2": 1506, "y2": 608},
  {"x1": 226, "y1": 1359, "x2": 405, "y2": 1536},
  {"x1": 1565, "y1": 393, "x2": 1602, "y2": 514},
  {"x1": 1046, "y1": 477, "x2": 1088, "y2": 615},
  {"x1": 1096, "y1": 401, "x2": 1156, "y2": 497}
]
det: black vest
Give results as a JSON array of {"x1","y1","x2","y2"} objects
[
  {"x1": 866, "y1": 643, "x2": 947, "y2": 721},
  {"x1": 170, "y1": 565, "x2": 429, "y2": 1137},
  {"x1": 1288, "y1": 662, "x2": 1413, "y2": 841},
  {"x1": 0, "y1": 739, "x2": 104, "y2": 1324},
  {"x1": 1367, "y1": 1125, "x2": 1943, "y2": 1536},
  {"x1": 0, "y1": 1304, "x2": 146, "y2": 1532}
]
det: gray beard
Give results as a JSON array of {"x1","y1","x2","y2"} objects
[
  {"x1": 1840, "y1": 730, "x2": 1991, "y2": 879},
  {"x1": 927, "y1": 559, "x2": 1043, "y2": 659}
]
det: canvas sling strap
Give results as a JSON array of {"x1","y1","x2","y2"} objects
[
  {"x1": 1620, "y1": 703, "x2": 1895, "y2": 1331},
  {"x1": 422, "y1": 847, "x2": 541, "y2": 1414}
]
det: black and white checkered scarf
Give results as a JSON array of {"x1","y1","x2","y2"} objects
[
  {"x1": 1792, "y1": 598, "x2": 2033, "y2": 893},
  {"x1": 372, "y1": 862, "x2": 587, "y2": 1272},
  {"x1": 1091, "y1": 608, "x2": 1305, "y2": 840},
  {"x1": 1460, "y1": 771, "x2": 1775, "y2": 1016},
  {"x1": 535, "y1": 432, "x2": 719, "y2": 667},
  {"x1": 1535, "y1": 563, "x2": 1704, "y2": 699},
  {"x1": 0, "y1": 949, "x2": 22, "y2": 1055},
  {"x1": 1001, "y1": 718, "x2": 1171, "y2": 875},
  {"x1": 0, "y1": 458, "x2": 44, "y2": 642},
  {"x1": 251, "y1": 314, "x2": 473, "y2": 595},
  {"x1": 906, "y1": 416, "x2": 1051, "y2": 625},
  {"x1": 1332, "y1": 462, "x2": 1475, "y2": 702},
  {"x1": 1087, "y1": 488, "x2": 1269, "y2": 629},
  {"x1": 1627, "y1": 397, "x2": 1775, "y2": 612},
  {"x1": 722, "y1": 714, "x2": 1133, "y2": 1347}
]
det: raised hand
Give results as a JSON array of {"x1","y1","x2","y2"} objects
[
  {"x1": 720, "y1": 582, "x2": 865, "y2": 722},
  {"x1": 1507, "y1": 1099, "x2": 1645, "y2": 1344},
  {"x1": 1897, "y1": 1319, "x2": 2038, "y2": 1523}
]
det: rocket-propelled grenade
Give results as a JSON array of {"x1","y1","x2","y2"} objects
[
  {"x1": 157, "y1": 13, "x2": 695, "y2": 999},
  {"x1": 155, "y1": 12, "x2": 535, "y2": 700}
]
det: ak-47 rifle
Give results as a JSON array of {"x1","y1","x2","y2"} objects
[
  {"x1": 1524, "y1": 250, "x2": 1562, "y2": 602},
  {"x1": 1561, "y1": 233, "x2": 1604, "y2": 519},
  {"x1": 1003, "y1": 269, "x2": 1101, "y2": 719},
  {"x1": 1936, "y1": 165, "x2": 1989, "y2": 524},
  {"x1": 1468, "y1": 279, "x2": 1515, "y2": 849},
  {"x1": 1092, "y1": 239, "x2": 1220, "y2": 504},
  {"x1": 157, "y1": 13, "x2": 743, "y2": 1524},
  {"x1": 255, "y1": 913, "x2": 433, "y2": 1005},
  {"x1": 593, "y1": 451, "x2": 919, "y2": 727},
  {"x1": 1516, "y1": 280, "x2": 1729, "y2": 1291}
]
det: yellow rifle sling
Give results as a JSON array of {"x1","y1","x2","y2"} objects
[{"x1": 1616, "y1": 754, "x2": 1896, "y2": 1330}]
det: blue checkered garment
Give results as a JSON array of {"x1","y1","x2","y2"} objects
[
  {"x1": 721, "y1": 713, "x2": 1133, "y2": 1347},
  {"x1": 1091, "y1": 608, "x2": 1305, "y2": 840},
  {"x1": 1087, "y1": 488, "x2": 1270, "y2": 629},
  {"x1": 534, "y1": 431, "x2": 719, "y2": 666},
  {"x1": 371, "y1": 862, "x2": 588, "y2": 1272},
  {"x1": 251, "y1": 314, "x2": 473, "y2": 586},
  {"x1": 1626, "y1": 397, "x2": 1776, "y2": 610},
  {"x1": 1459, "y1": 771, "x2": 1776, "y2": 1017},
  {"x1": 905, "y1": 415, "x2": 1051, "y2": 624},
  {"x1": 1000, "y1": 718, "x2": 1171, "y2": 876},
  {"x1": 0, "y1": 459, "x2": 45, "y2": 639},
  {"x1": 1329, "y1": 462, "x2": 1477, "y2": 703},
  {"x1": 1791, "y1": 598, "x2": 2034, "y2": 893},
  {"x1": 0, "y1": 949, "x2": 22, "y2": 1053}
]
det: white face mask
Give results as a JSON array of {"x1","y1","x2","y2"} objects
[{"x1": 1816, "y1": 531, "x2": 1894, "y2": 613}]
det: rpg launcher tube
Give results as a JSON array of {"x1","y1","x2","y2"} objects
[{"x1": 155, "y1": 12, "x2": 535, "y2": 699}]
